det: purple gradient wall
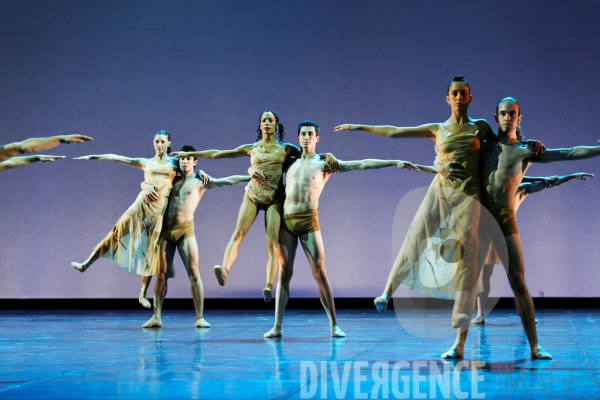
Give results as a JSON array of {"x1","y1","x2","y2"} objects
[{"x1": 1, "y1": 1, "x2": 599, "y2": 299}]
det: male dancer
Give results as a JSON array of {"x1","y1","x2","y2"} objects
[
  {"x1": 472, "y1": 172, "x2": 593, "y2": 324},
  {"x1": 142, "y1": 145, "x2": 250, "y2": 328},
  {"x1": 0, "y1": 134, "x2": 93, "y2": 170},
  {"x1": 437, "y1": 97, "x2": 600, "y2": 359},
  {"x1": 264, "y1": 120, "x2": 420, "y2": 338}
]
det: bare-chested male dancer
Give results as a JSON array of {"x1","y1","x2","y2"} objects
[
  {"x1": 142, "y1": 145, "x2": 250, "y2": 329},
  {"x1": 437, "y1": 97, "x2": 600, "y2": 359},
  {"x1": 0, "y1": 135, "x2": 93, "y2": 171},
  {"x1": 264, "y1": 120, "x2": 419, "y2": 338},
  {"x1": 473, "y1": 172, "x2": 593, "y2": 325}
]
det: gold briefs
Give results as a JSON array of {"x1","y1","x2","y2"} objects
[
  {"x1": 283, "y1": 210, "x2": 320, "y2": 236},
  {"x1": 161, "y1": 220, "x2": 195, "y2": 244}
]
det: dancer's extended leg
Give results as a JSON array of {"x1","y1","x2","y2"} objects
[
  {"x1": 442, "y1": 327, "x2": 469, "y2": 359},
  {"x1": 375, "y1": 246, "x2": 415, "y2": 312},
  {"x1": 139, "y1": 276, "x2": 152, "y2": 308},
  {"x1": 264, "y1": 229, "x2": 298, "y2": 338},
  {"x1": 300, "y1": 231, "x2": 345, "y2": 337},
  {"x1": 472, "y1": 264, "x2": 494, "y2": 324},
  {"x1": 178, "y1": 237, "x2": 210, "y2": 328},
  {"x1": 72, "y1": 218, "x2": 131, "y2": 272},
  {"x1": 452, "y1": 289, "x2": 476, "y2": 329},
  {"x1": 498, "y1": 234, "x2": 551, "y2": 359},
  {"x1": 262, "y1": 202, "x2": 282, "y2": 302},
  {"x1": 143, "y1": 239, "x2": 174, "y2": 328},
  {"x1": 214, "y1": 194, "x2": 258, "y2": 286}
]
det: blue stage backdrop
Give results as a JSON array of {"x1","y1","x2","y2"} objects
[{"x1": 1, "y1": 1, "x2": 599, "y2": 299}]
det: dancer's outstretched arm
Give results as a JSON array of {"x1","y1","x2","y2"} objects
[
  {"x1": 533, "y1": 145, "x2": 600, "y2": 163},
  {"x1": 74, "y1": 154, "x2": 147, "y2": 169},
  {"x1": 337, "y1": 159, "x2": 419, "y2": 173},
  {"x1": 333, "y1": 123, "x2": 437, "y2": 139},
  {"x1": 206, "y1": 175, "x2": 251, "y2": 189},
  {"x1": 172, "y1": 144, "x2": 252, "y2": 159},
  {"x1": 0, "y1": 155, "x2": 65, "y2": 173},
  {"x1": 414, "y1": 164, "x2": 438, "y2": 174},
  {"x1": 0, "y1": 135, "x2": 93, "y2": 162},
  {"x1": 520, "y1": 173, "x2": 593, "y2": 194}
]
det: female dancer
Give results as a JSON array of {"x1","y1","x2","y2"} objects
[
  {"x1": 173, "y1": 110, "x2": 337, "y2": 302},
  {"x1": 71, "y1": 130, "x2": 177, "y2": 280},
  {"x1": 334, "y1": 76, "x2": 497, "y2": 332}
]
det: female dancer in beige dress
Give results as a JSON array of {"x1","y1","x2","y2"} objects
[
  {"x1": 334, "y1": 76, "x2": 498, "y2": 336},
  {"x1": 173, "y1": 110, "x2": 337, "y2": 302},
  {"x1": 71, "y1": 130, "x2": 177, "y2": 278}
]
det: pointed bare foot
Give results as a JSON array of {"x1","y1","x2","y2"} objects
[
  {"x1": 213, "y1": 265, "x2": 227, "y2": 286},
  {"x1": 532, "y1": 344, "x2": 552, "y2": 360},
  {"x1": 452, "y1": 313, "x2": 470, "y2": 329},
  {"x1": 331, "y1": 326, "x2": 346, "y2": 337},
  {"x1": 374, "y1": 295, "x2": 389, "y2": 313},
  {"x1": 264, "y1": 327, "x2": 282, "y2": 338},
  {"x1": 139, "y1": 296, "x2": 151, "y2": 309},
  {"x1": 195, "y1": 317, "x2": 211, "y2": 328},
  {"x1": 142, "y1": 316, "x2": 162, "y2": 328},
  {"x1": 262, "y1": 285, "x2": 272, "y2": 303},
  {"x1": 471, "y1": 315, "x2": 485, "y2": 325},
  {"x1": 441, "y1": 345, "x2": 464, "y2": 359},
  {"x1": 71, "y1": 261, "x2": 88, "y2": 273}
]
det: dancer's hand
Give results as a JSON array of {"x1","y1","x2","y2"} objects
[
  {"x1": 196, "y1": 169, "x2": 211, "y2": 185},
  {"x1": 323, "y1": 153, "x2": 340, "y2": 173},
  {"x1": 61, "y1": 135, "x2": 94, "y2": 143},
  {"x1": 575, "y1": 173, "x2": 594, "y2": 180},
  {"x1": 248, "y1": 166, "x2": 266, "y2": 183},
  {"x1": 435, "y1": 160, "x2": 467, "y2": 182},
  {"x1": 39, "y1": 155, "x2": 66, "y2": 162},
  {"x1": 333, "y1": 124, "x2": 358, "y2": 132},
  {"x1": 171, "y1": 151, "x2": 189, "y2": 158},
  {"x1": 73, "y1": 156, "x2": 91, "y2": 160},
  {"x1": 397, "y1": 161, "x2": 419, "y2": 171},
  {"x1": 143, "y1": 184, "x2": 159, "y2": 203}
]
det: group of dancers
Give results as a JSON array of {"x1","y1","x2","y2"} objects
[{"x1": 2, "y1": 75, "x2": 599, "y2": 360}]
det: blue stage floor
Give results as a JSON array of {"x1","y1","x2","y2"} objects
[{"x1": 0, "y1": 308, "x2": 599, "y2": 399}]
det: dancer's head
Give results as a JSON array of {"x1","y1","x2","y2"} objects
[
  {"x1": 154, "y1": 130, "x2": 172, "y2": 155},
  {"x1": 446, "y1": 75, "x2": 472, "y2": 112},
  {"x1": 256, "y1": 110, "x2": 285, "y2": 142},
  {"x1": 495, "y1": 97, "x2": 523, "y2": 139},
  {"x1": 297, "y1": 120, "x2": 320, "y2": 152},
  {"x1": 178, "y1": 145, "x2": 197, "y2": 175}
]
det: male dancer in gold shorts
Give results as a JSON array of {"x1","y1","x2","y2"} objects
[
  {"x1": 472, "y1": 172, "x2": 593, "y2": 325},
  {"x1": 437, "y1": 97, "x2": 600, "y2": 359},
  {"x1": 264, "y1": 120, "x2": 420, "y2": 338},
  {"x1": 142, "y1": 145, "x2": 250, "y2": 328},
  {"x1": 0, "y1": 134, "x2": 93, "y2": 171}
]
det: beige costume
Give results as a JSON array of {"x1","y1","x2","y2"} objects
[
  {"x1": 388, "y1": 126, "x2": 483, "y2": 300},
  {"x1": 245, "y1": 141, "x2": 286, "y2": 206},
  {"x1": 92, "y1": 161, "x2": 176, "y2": 276}
]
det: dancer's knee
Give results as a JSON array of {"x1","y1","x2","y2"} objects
[
  {"x1": 265, "y1": 237, "x2": 278, "y2": 254},
  {"x1": 508, "y1": 273, "x2": 528, "y2": 296},
  {"x1": 232, "y1": 227, "x2": 247, "y2": 243},
  {"x1": 280, "y1": 267, "x2": 293, "y2": 283},
  {"x1": 311, "y1": 264, "x2": 327, "y2": 282},
  {"x1": 188, "y1": 271, "x2": 200, "y2": 283}
]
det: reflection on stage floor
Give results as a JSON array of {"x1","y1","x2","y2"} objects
[{"x1": 0, "y1": 308, "x2": 598, "y2": 399}]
